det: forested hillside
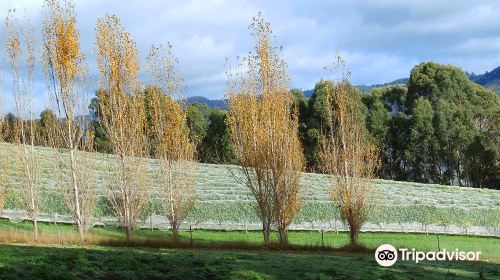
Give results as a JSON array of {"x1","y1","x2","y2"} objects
[{"x1": 469, "y1": 66, "x2": 500, "y2": 96}]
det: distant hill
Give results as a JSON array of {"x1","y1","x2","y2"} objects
[
  {"x1": 469, "y1": 66, "x2": 500, "y2": 96},
  {"x1": 303, "y1": 78, "x2": 409, "y2": 98},
  {"x1": 186, "y1": 96, "x2": 228, "y2": 110},
  {"x1": 357, "y1": 78, "x2": 409, "y2": 93},
  {"x1": 186, "y1": 66, "x2": 500, "y2": 109},
  {"x1": 303, "y1": 89, "x2": 314, "y2": 98}
]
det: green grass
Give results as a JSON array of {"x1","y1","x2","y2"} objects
[
  {"x1": 0, "y1": 220, "x2": 498, "y2": 279},
  {"x1": 0, "y1": 243, "x2": 498, "y2": 280},
  {"x1": 1, "y1": 219, "x2": 499, "y2": 260}
]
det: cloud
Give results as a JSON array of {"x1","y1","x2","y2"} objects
[{"x1": 0, "y1": 0, "x2": 499, "y2": 115}]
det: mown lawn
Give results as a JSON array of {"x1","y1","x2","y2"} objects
[
  {"x1": 0, "y1": 243, "x2": 498, "y2": 280},
  {"x1": 0, "y1": 220, "x2": 498, "y2": 279},
  {"x1": 1, "y1": 220, "x2": 498, "y2": 260}
]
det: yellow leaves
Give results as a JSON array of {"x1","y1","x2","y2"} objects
[
  {"x1": 96, "y1": 14, "x2": 147, "y2": 160},
  {"x1": 146, "y1": 89, "x2": 193, "y2": 162},
  {"x1": 4, "y1": 10, "x2": 23, "y2": 69},
  {"x1": 145, "y1": 43, "x2": 192, "y2": 163},
  {"x1": 7, "y1": 38, "x2": 20, "y2": 59},
  {"x1": 226, "y1": 14, "x2": 303, "y2": 239},
  {"x1": 96, "y1": 14, "x2": 140, "y2": 97},
  {"x1": 146, "y1": 44, "x2": 182, "y2": 97},
  {"x1": 42, "y1": 0, "x2": 84, "y2": 87},
  {"x1": 319, "y1": 56, "x2": 378, "y2": 243},
  {"x1": 123, "y1": 32, "x2": 140, "y2": 77},
  {"x1": 54, "y1": 17, "x2": 80, "y2": 81}
]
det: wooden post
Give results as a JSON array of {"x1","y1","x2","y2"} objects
[
  {"x1": 189, "y1": 225, "x2": 193, "y2": 247},
  {"x1": 59, "y1": 224, "x2": 63, "y2": 244},
  {"x1": 321, "y1": 230, "x2": 324, "y2": 249}
]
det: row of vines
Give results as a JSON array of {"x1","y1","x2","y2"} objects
[{"x1": 1, "y1": 142, "x2": 499, "y2": 234}]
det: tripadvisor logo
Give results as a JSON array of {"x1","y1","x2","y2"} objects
[
  {"x1": 375, "y1": 244, "x2": 398, "y2": 267},
  {"x1": 375, "y1": 244, "x2": 481, "y2": 267}
]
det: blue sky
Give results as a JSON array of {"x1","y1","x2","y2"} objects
[{"x1": 1, "y1": 0, "x2": 500, "y2": 114}]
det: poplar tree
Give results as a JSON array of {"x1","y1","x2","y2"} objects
[
  {"x1": 96, "y1": 14, "x2": 149, "y2": 241},
  {"x1": 146, "y1": 44, "x2": 196, "y2": 241},
  {"x1": 320, "y1": 55, "x2": 379, "y2": 246},
  {"x1": 42, "y1": 0, "x2": 95, "y2": 242},
  {"x1": 226, "y1": 13, "x2": 304, "y2": 245},
  {"x1": 4, "y1": 9, "x2": 39, "y2": 240}
]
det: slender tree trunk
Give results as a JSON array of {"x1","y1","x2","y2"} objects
[
  {"x1": 32, "y1": 217, "x2": 38, "y2": 241},
  {"x1": 28, "y1": 174, "x2": 38, "y2": 242},
  {"x1": 121, "y1": 156, "x2": 132, "y2": 242},
  {"x1": 172, "y1": 222, "x2": 180, "y2": 243},
  {"x1": 77, "y1": 222, "x2": 85, "y2": 243},
  {"x1": 126, "y1": 226, "x2": 133, "y2": 242},
  {"x1": 262, "y1": 221, "x2": 270, "y2": 245},
  {"x1": 69, "y1": 147, "x2": 85, "y2": 242},
  {"x1": 349, "y1": 225, "x2": 359, "y2": 246},
  {"x1": 168, "y1": 165, "x2": 176, "y2": 235},
  {"x1": 278, "y1": 223, "x2": 288, "y2": 245}
]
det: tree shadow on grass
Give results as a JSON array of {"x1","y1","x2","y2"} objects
[{"x1": 0, "y1": 244, "x2": 498, "y2": 280}]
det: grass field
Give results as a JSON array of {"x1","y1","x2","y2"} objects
[
  {"x1": 0, "y1": 243, "x2": 498, "y2": 279},
  {"x1": 1, "y1": 220, "x2": 499, "y2": 260},
  {"x1": 0, "y1": 219, "x2": 499, "y2": 279}
]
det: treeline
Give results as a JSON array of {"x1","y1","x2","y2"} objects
[
  {"x1": 1, "y1": 62, "x2": 498, "y2": 189},
  {"x1": 178, "y1": 62, "x2": 500, "y2": 189},
  {"x1": 299, "y1": 62, "x2": 499, "y2": 189},
  {"x1": 363, "y1": 63, "x2": 499, "y2": 189}
]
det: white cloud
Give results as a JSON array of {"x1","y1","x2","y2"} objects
[{"x1": 0, "y1": 0, "x2": 498, "y2": 114}]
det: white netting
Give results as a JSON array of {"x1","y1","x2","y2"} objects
[{"x1": 0, "y1": 142, "x2": 499, "y2": 236}]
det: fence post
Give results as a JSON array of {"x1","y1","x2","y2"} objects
[
  {"x1": 189, "y1": 225, "x2": 193, "y2": 247},
  {"x1": 436, "y1": 234, "x2": 440, "y2": 251},
  {"x1": 321, "y1": 230, "x2": 324, "y2": 249}
]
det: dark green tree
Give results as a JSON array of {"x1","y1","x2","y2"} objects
[
  {"x1": 465, "y1": 136, "x2": 499, "y2": 188},
  {"x1": 199, "y1": 108, "x2": 235, "y2": 163},
  {"x1": 301, "y1": 81, "x2": 333, "y2": 172},
  {"x1": 186, "y1": 102, "x2": 210, "y2": 155},
  {"x1": 37, "y1": 109, "x2": 60, "y2": 147},
  {"x1": 365, "y1": 99, "x2": 390, "y2": 174},
  {"x1": 1, "y1": 113, "x2": 18, "y2": 143},
  {"x1": 89, "y1": 96, "x2": 111, "y2": 153},
  {"x1": 363, "y1": 86, "x2": 408, "y2": 179},
  {"x1": 407, "y1": 62, "x2": 499, "y2": 188},
  {"x1": 406, "y1": 97, "x2": 437, "y2": 182}
]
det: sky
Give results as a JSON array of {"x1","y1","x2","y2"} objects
[{"x1": 0, "y1": 0, "x2": 500, "y2": 115}]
